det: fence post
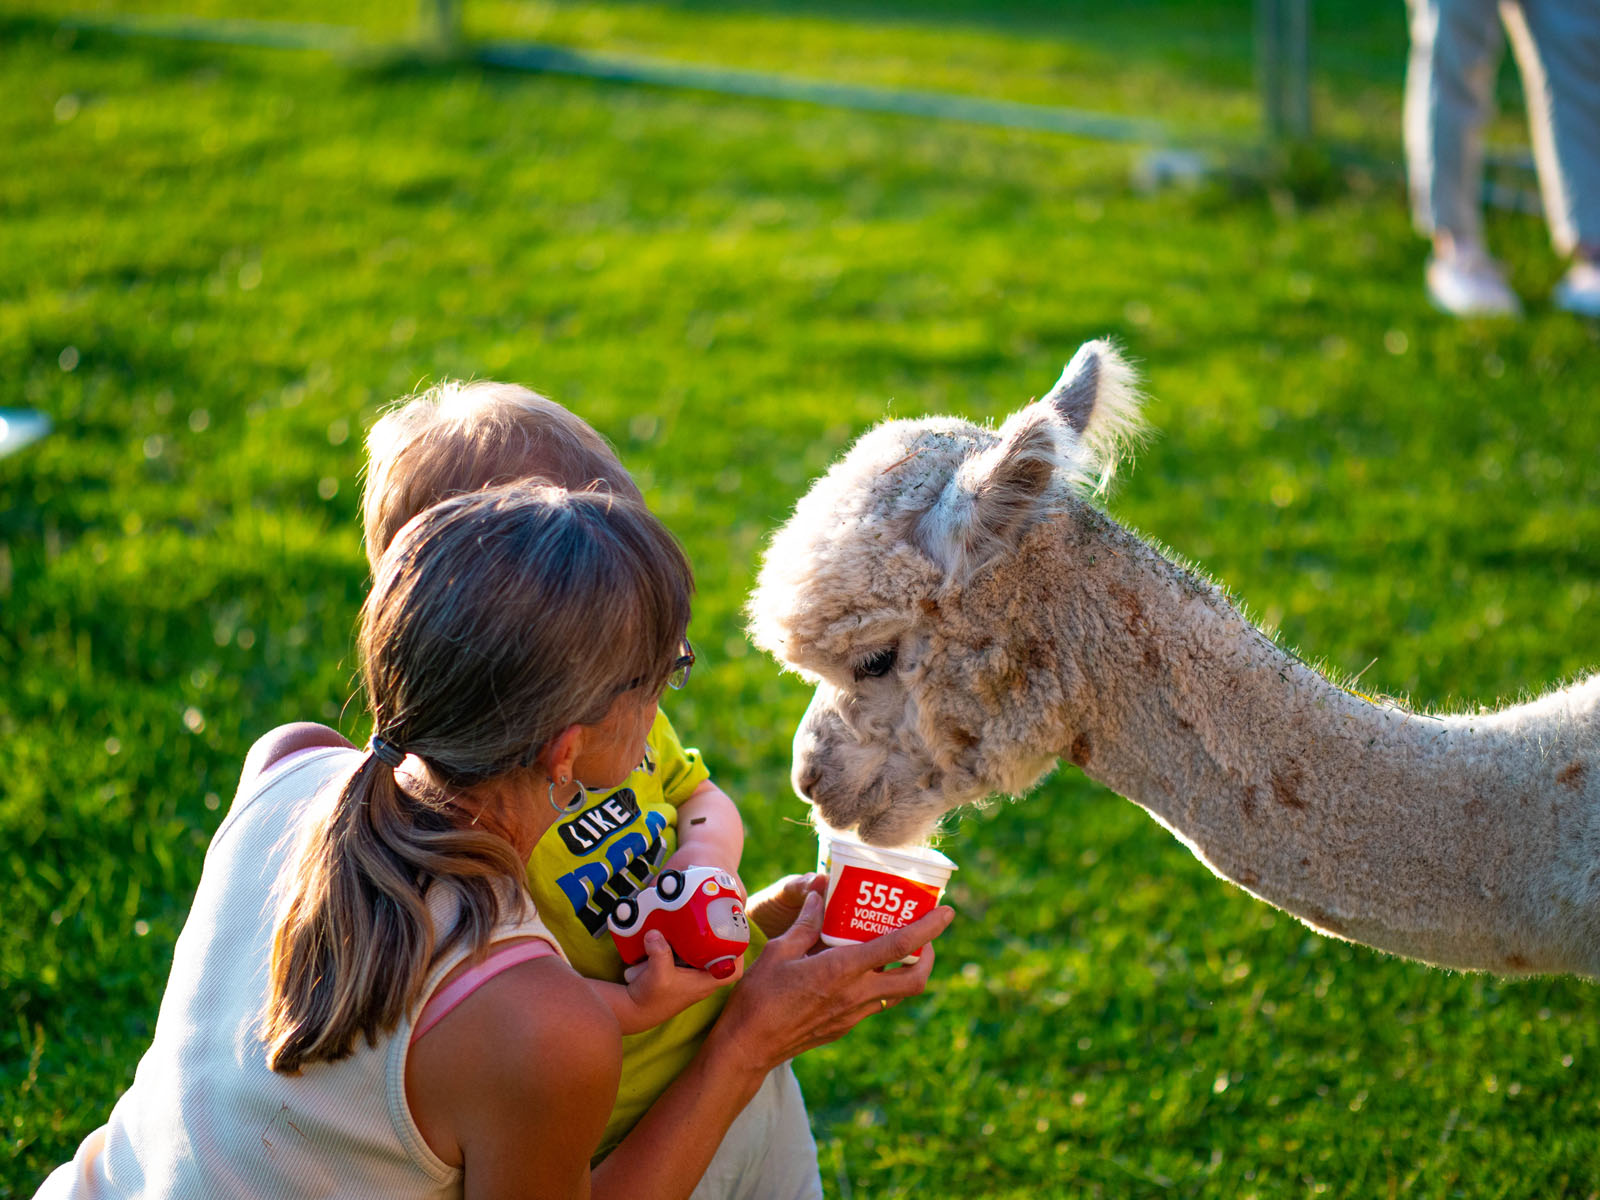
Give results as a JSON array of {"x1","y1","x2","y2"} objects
[
  {"x1": 1257, "y1": 0, "x2": 1312, "y2": 141},
  {"x1": 423, "y1": 0, "x2": 461, "y2": 48}
]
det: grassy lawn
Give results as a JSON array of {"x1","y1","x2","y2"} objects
[{"x1": 5, "y1": 2, "x2": 1600, "y2": 1196}]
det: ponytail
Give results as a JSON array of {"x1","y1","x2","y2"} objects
[
  {"x1": 258, "y1": 484, "x2": 693, "y2": 1073},
  {"x1": 263, "y1": 752, "x2": 524, "y2": 1073}
]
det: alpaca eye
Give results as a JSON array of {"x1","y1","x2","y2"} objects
[{"x1": 853, "y1": 648, "x2": 897, "y2": 681}]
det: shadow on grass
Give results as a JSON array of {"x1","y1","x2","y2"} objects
[
  {"x1": 6, "y1": 2, "x2": 1407, "y2": 203},
  {"x1": 533, "y1": 0, "x2": 1409, "y2": 88},
  {"x1": 2, "y1": 11, "x2": 321, "y2": 82}
]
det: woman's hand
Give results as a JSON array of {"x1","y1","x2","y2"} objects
[
  {"x1": 591, "y1": 878, "x2": 952, "y2": 1200},
  {"x1": 711, "y1": 875, "x2": 953, "y2": 1071}
]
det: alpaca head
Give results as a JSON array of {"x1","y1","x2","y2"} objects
[{"x1": 748, "y1": 340, "x2": 1144, "y2": 846}]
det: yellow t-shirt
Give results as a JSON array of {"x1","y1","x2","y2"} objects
[{"x1": 525, "y1": 709, "x2": 766, "y2": 1158}]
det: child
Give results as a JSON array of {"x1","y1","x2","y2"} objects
[{"x1": 361, "y1": 381, "x2": 808, "y2": 1180}]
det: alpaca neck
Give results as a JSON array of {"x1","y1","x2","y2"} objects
[{"x1": 1038, "y1": 504, "x2": 1600, "y2": 978}]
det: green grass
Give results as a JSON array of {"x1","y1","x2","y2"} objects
[{"x1": 5, "y1": 3, "x2": 1600, "y2": 1196}]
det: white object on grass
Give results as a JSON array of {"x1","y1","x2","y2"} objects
[{"x1": 0, "y1": 410, "x2": 51, "y2": 458}]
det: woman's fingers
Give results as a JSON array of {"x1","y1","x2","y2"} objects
[
  {"x1": 842, "y1": 943, "x2": 938, "y2": 1017},
  {"x1": 852, "y1": 995, "x2": 900, "y2": 1026},
  {"x1": 765, "y1": 887, "x2": 950, "y2": 988},
  {"x1": 870, "y1": 943, "x2": 936, "y2": 1002},
  {"x1": 831, "y1": 904, "x2": 954, "y2": 975},
  {"x1": 763, "y1": 883, "x2": 827, "y2": 958},
  {"x1": 712, "y1": 879, "x2": 955, "y2": 1068},
  {"x1": 798, "y1": 948, "x2": 937, "y2": 1048}
]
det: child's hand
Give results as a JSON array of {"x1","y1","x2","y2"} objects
[
  {"x1": 622, "y1": 929, "x2": 742, "y2": 1026},
  {"x1": 746, "y1": 873, "x2": 820, "y2": 939}
]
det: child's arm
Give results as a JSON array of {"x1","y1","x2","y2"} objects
[
  {"x1": 587, "y1": 930, "x2": 739, "y2": 1034},
  {"x1": 664, "y1": 780, "x2": 744, "y2": 884}
]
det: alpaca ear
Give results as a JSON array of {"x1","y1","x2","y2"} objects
[
  {"x1": 1042, "y1": 339, "x2": 1145, "y2": 474},
  {"x1": 917, "y1": 406, "x2": 1059, "y2": 577}
]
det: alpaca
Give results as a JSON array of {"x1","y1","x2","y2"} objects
[{"x1": 747, "y1": 342, "x2": 1600, "y2": 979}]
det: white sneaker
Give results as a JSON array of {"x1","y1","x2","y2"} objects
[
  {"x1": 1553, "y1": 261, "x2": 1600, "y2": 318},
  {"x1": 1425, "y1": 250, "x2": 1522, "y2": 317}
]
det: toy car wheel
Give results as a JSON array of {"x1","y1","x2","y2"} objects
[
  {"x1": 611, "y1": 897, "x2": 640, "y2": 930},
  {"x1": 656, "y1": 869, "x2": 685, "y2": 902}
]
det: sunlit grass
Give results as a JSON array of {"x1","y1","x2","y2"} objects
[{"x1": 5, "y1": 4, "x2": 1599, "y2": 1195}]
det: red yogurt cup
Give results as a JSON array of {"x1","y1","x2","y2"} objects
[{"x1": 817, "y1": 830, "x2": 956, "y2": 963}]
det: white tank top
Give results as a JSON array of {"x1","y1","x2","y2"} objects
[{"x1": 34, "y1": 747, "x2": 566, "y2": 1199}]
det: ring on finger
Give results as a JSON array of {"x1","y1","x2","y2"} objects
[{"x1": 879, "y1": 998, "x2": 888, "y2": 1012}]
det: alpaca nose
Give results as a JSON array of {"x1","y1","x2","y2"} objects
[{"x1": 794, "y1": 761, "x2": 823, "y2": 800}]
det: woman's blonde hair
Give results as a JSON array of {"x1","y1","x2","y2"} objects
[
  {"x1": 361, "y1": 380, "x2": 643, "y2": 570},
  {"x1": 263, "y1": 483, "x2": 691, "y2": 1073}
]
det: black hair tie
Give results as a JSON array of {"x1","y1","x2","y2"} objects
[{"x1": 369, "y1": 736, "x2": 405, "y2": 768}]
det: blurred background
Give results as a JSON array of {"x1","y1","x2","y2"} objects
[{"x1": 4, "y1": 2, "x2": 1599, "y2": 1195}]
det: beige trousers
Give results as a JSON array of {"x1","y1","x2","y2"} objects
[
  {"x1": 689, "y1": 1062, "x2": 823, "y2": 1200},
  {"x1": 1405, "y1": 0, "x2": 1600, "y2": 254}
]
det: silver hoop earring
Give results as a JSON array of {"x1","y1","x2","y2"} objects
[{"x1": 548, "y1": 776, "x2": 590, "y2": 815}]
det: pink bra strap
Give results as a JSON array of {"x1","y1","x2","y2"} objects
[{"x1": 412, "y1": 939, "x2": 559, "y2": 1044}]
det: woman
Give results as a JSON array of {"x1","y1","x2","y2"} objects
[{"x1": 35, "y1": 484, "x2": 951, "y2": 1199}]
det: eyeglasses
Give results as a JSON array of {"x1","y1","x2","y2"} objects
[
  {"x1": 665, "y1": 640, "x2": 695, "y2": 691},
  {"x1": 622, "y1": 639, "x2": 695, "y2": 696}
]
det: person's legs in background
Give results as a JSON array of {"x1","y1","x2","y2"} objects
[
  {"x1": 1504, "y1": 0, "x2": 1600, "y2": 316},
  {"x1": 1404, "y1": 0, "x2": 1523, "y2": 315}
]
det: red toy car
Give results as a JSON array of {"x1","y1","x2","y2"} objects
[{"x1": 609, "y1": 866, "x2": 750, "y2": 980}]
